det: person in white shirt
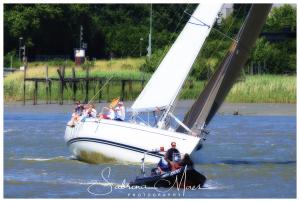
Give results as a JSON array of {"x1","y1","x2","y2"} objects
[
  {"x1": 114, "y1": 101, "x2": 125, "y2": 121},
  {"x1": 99, "y1": 105, "x2": 115, "y2": 120},
  {"x1": 88, "y1": 104, "x2": 97, "y2": 118},
  {"x1": 107, "y1": 106, "x2": 115, "y2": 120}
]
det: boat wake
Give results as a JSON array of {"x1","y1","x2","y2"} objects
[
  {"x1": 201, "y1": 180, "x2": 228, "y2": 190},
  {"x1": 5, "y1": 177, "x2": 128, "y2": 188},
  {"x1": 4, "y1": 129, "x2": 15, "y2": 133},
  {"x1": 11, "y1": 156, "x2": 76, "y2": 163}
]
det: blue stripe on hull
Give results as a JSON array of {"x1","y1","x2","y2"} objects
[{"x1": 67, "y1": 137, "x2": 164, "y2": 158}]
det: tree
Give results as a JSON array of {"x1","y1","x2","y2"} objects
[
  {"x1": 265, "y1": 4, "x2": 296, "y2": 31},
  {"x1": 249, "y1": 37, "x2": 294, "y2": 74},
  {"x1": 4, "y1": 4, "x2": 190, "y2": 59}
]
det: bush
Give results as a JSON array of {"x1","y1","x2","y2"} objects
[
  {"x1": 249, "y1": 37, "x2": 296, "y2": 74},
  {"x1": 139, "y1": 46, "x2": 169, "y2": 73},
  {"x1": 81, "y1": 58, "x2": 95, "y2": 70},
  {"x1": 4, "y1": 51, "x2": 22, "y2": 68}
]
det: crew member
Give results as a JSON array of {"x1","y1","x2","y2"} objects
[
  {"x1": 157, "y1": 153, "x2": 171, "y2": 173},
  {"x1": 74, "y1": 101, "x2": 83, "y2": 115},
  {"x1": 165, "y1": 142, "x2": 182, "y2": 170},
  {"x1": 99, "y1": 105, "x2": 115, "y2": 120},
  {"x1": 166, "y1": 142, "x2": 181, "y2": 162},
  {"x1": 178, "y1": 153, "x2": 194, "y2": 168},
  {"x1": 114, "y1": 101, "x2": 126, "y2": 121}
]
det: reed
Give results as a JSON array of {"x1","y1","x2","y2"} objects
[
  {"x1": 4, "y1": 57, "x2": 296, "y2": 104},
  {"x1": 226, "y1": 75, "x2": 296, "y2": 103}
]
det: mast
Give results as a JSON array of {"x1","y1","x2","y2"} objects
[
  {"x1": 131, "y1": 4, "x2": 222, "y2": 114},
  {"x1": 147, "y1": 4, "x2": 152, "y2": 60},
  {"x1": 177, "y1": 4, "x2": 272, "y2": 134}
]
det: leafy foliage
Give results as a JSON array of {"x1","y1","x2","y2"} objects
[
  {"x1": 4, "y1": 4, "x2": 296, "y2": 76},
  {"x1": 4, "y1": 50, "x2": 22, "y2": 68},
  {"x1": 265, "y1": 4, "x2": 296, "y2": 31},
  {"x1": 4, "y1": 4, "x2": 190, "y2": 59}
]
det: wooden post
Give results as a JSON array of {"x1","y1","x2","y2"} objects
[
  {"x1": 23, "y1": 65, "x2": 27, "y2": 105},
  {"x1": 98, "y1": 80, "x2": 103, "y2": 102},
  {"x1": 128, "y1": 80, "x2": 133, "y2": 100},
  {"x1": 49, "y1": 81, "x2": 52, "y2": 104},
  {"x1": 62, "y1": 66, "x2": 65, "y2": 78},
  {"x1": 121, "y1": 80, "x2": 126, "y2": 101},
  {"x1": 72, "y1": 67, "x2": 76, "y2": 102},
  {"x1": 45, "y1": 66, "x2": 49, "y2": 104},
  {"x1": 33, "y1": 80, "x2": 38, "y2": 105},
  {"x1": 84, "y1": 66, "x2": 89, "y2": 103},
  {"x1": 141, "y1": 79, "x2": 145, "y2": 90},
  {"x1": 57, "y1": 67, "x2": 64, "y2": 105},
  {"x1": 93, "y1": 81, "x2": 96, "y2": 96},
  {"x1": 106, "y1": 83, "x2": 110, "y2": 101}
]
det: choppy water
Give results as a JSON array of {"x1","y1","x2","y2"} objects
[{"x1": 4, "y1": 103, "x2": 296, "y2": 198}]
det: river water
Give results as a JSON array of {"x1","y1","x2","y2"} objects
[{"x1": 3, "y1": 102, "x2": 296, "y2": 198}]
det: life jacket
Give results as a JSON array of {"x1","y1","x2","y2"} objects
[{"x1": 157, "y1": 158, "x2": 170, "y2": 172}]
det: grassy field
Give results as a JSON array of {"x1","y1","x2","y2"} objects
[
  {"x1": 179, "y1": 74, "x2": 296, "y2": 103},
  {"x1": 4, "y1": 58, "x2": 296, "y2": 104}
]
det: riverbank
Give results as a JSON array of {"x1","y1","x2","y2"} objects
[
  {"x1": 4, "y1": 101, "x2": 296, "y2": 116},
  {"x1": 3, "y1": 58, "x2": 296, "y2": 104},
  {"x1": 4, "y1": 74, "x2": 296, "y2": 104}
]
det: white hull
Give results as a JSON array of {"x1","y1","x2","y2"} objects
[{"x1": 65, "y1": 118, "x2": 202, "y2": 164}]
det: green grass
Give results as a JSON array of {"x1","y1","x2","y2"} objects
[
  {"x1": 4, "y1": 58, "x2": 150, "y2": 102},
  {"x1": 179, "y1": 74, "x2": 296, "y2": 103},
  {"x1": 226, "y1": 74, "x2": 296, "y2": 103},
  {"x1": 3, "y1": 57, "x2": 296, "y2": 104}
]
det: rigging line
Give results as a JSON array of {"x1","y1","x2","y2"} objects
[
  {"x1": 155, "y1": 4, "x2": 192, "y2": 119},
  {"x1": 156, "y1": 4, "x2": 191, "y2": 65},
  {"x1": 190, "y1": 4, "x2": 243, "y2": 82},
  {"x1": 184, "y1": 10, "x2": 238, "y2": 43},
  {"x1": 180, "y1": 6, "x2": 240, "y2": 125},
  {"x1": 184, "y1": 6, "x2": 245, "y2": 129},
  {"x1": 203, "y1": 5, "x2": 243, "y2": 70},
  {"x1": 87, "y1": 75, "x2": 114, "y2": 105},
  {"x1": 206, "y1": 6, "x2": 244, "y2": 64}
]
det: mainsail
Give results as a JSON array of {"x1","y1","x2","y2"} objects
[
  {"x1": 131, "y1": 4, "x2": 223, "y2": 113},
  {"x1": 177, "y1": 4, "x2": 272, "y2": 133}
]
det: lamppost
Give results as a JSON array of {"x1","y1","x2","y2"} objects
[
  {"x1": 19, "y1": 37, "x2": 23, "y2": 61},
  {"x1": 139, "y1": 38, "x2": 144, "y2": 57}
]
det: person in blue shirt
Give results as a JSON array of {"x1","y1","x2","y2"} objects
[{"x1": 157, "y1": 155, "x2": 171, "y2": 173}]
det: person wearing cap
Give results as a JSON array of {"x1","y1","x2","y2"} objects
[
  {"x1": 87, "y1": 104, "x2": 97, "y2": 118},
  {"x1": 72, "y1": 101, "x2": 83, "y2": 116},
  {"x1": 114, "y1": 101, "x2": 126, "y2": 121},
  {"x1": 67, "y1": 101, "x2": 83, "y2": 127},
  {"x1": 164, "y1": 142, "x2": 182, "y2": 171},
  {"x1": 166, "y1": 142, "x2": 181, "y2": 162}
]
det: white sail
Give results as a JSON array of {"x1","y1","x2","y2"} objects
[{"x1": 131, "y1": 3, "x2": 223, "y2": 112}]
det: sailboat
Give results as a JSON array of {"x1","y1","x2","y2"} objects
[{"x1": 64, "y1": 4, "x2": 271, "y2": 164}]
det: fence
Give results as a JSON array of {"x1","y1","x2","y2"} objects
[{"x1": 22, "y1": 65, "x2": 146, "y2": 105}]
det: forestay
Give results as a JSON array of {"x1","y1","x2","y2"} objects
[
  {"x1": 130, "y1": 3, "x2": 223, "y2": 113},
  {"x1": 177, "y1": 4, "x2": 272, "y2": 133}
]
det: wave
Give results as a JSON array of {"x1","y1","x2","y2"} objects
[
  {"x1": 4, "y1": 177, "x2": 128, "y2": 188},
  {"x1": 201, "y1": 180, "x2": 227, "y2": 190},
  {"x1": 11, "y1": 156, "x2": 76, "y2": 163},
  {"x1": 4, "y1": 129, "x2": 15, "y2": 133}
]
